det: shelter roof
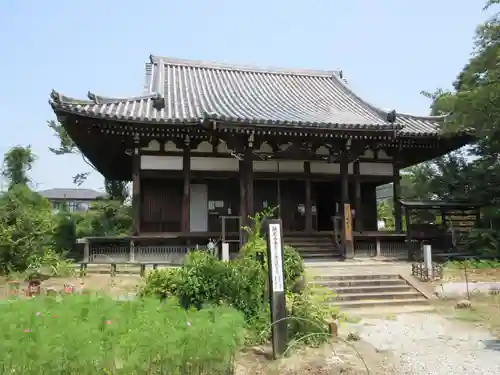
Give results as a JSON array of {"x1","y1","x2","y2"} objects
[{"x1": 400, "y1": 200, "x2": 481, "y2": 210}]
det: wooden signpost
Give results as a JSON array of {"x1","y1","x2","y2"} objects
[{"x1": 265, "y1": 219, "x2": 288, "y2": 359}]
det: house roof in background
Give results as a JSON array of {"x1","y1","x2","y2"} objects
[
  {"x1": 38, "y1": 188, "x2": 106, "y2": 200},
  {"x1": 49, "y1": 55, "x2": 445, "y2": 135}
]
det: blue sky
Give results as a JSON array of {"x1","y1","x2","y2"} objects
[{"x1": 0, "y1": 0, "x2": 491, "y2": 191}]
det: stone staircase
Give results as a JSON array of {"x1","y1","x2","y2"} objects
[
  {"x1": 284, "y1": 234, "x2": 342, "y2": 260},
  {"x1": 310, "y1": 273, "x2": 431, "y2": 313}
]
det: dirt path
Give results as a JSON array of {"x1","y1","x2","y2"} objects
[{"x1": 349, "y1": 313, "x2": 500, "y2": 375}]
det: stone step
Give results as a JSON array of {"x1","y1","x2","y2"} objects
[
  {"x1": 312, "y1": 274, "x2": 401, "y2": 281},
  {"x1": 310, "y1": 278, "x2": 407, "y2": 288},
  {"x1": 346, "y1": 304, "x2": 436, "y2": 317},
  {"x1": 327, "y1": 284, "x2": 413, "y2": 295},
  {"x1": 284, "y1": 235, "x2": 334, "y2": 240},
  {"x1": 295, "y1": 245, "x2": 339, "y2": 251},
  {"x1": 288, "y1": 243, "x2": 336, "y2": 249},
  {"x1": 333, "y1": 290, "x2": 422, "y2": 302},
  {"x1": 331, "y1": 297, "x2": 429, "y2": 309},
  {"x1": 299, "y1": 252, "x2": 342, "y2": 259}
]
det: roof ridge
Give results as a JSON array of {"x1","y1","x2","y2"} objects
[
  {"x1": 329, "y1": 75, "x2": 446, "y2": 124},
  {"x1": 149, "y1": 54, "x2": 341, "y2": 78},
  {"x1": 49, "y1": 89, "x2": 160, "y2": 105}
]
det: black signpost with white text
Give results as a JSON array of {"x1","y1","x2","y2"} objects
[{"x1": 265, "y1": 219, "x2": 288, "y2": 359}]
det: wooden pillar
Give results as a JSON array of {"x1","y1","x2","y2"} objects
[
  {"x1": 244, "y1": 146, "x2": 254, "y2": 220},
  {"x1": 304, "y1": 161, "x2": 313, "y2": 232},
  {"x1": 132, "y1": 141, "x2": 141, "y2": 236},
  {"x1": 405, "y1": 207, "x2": 413, "y2": 260},
  {"x1": 353, "y1": 160, "x2": 363, "y2": 232},
  {"x1": 340, "y1": 145, "x2": 354, "y2": 258},
  {"x1": 239, "y1": 160, "x2": 247, "y2": 238},
  {"x1": 181, "y1": 142, "x2": 191, "y2": 234},
  {"x1": 393, "y1": 160, "x2": 402, "y2": 233}
]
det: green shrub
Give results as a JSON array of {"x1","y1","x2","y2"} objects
[
  {"x1": 463, "y1": 228, "x2": 500, "y2": 257},
  {"x1": 138, "y1": 267, "x2": 181, "y2": 299},
  {"x1": 0, "y1": 295, "x2": 244, "y2": 374},
  {"x1": 286, "y1": 277, "x2": 342, "y2": 347},
  {"x1": 445, "y1": 259, "x2": 500, "y2": 269},
  {"x1": 284, "y1": 245, "x2": 304, "y2": 288},
  {"x1": 0, "y1": 185, "x2": 54, "y2": 274},
  {"x1": 140, "y1": 208, "x2": 337, "y2": 350},
  {"x1": 141, "y1": 252, "x2": 266, "y2": 318}
]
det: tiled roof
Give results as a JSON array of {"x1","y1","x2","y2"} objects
[
  {"x1": 38, "y1": 188, "x2": 106, "y2": 200},
  {"x1": 50, "y1": 55, "x2": 446, "y2": 135}
]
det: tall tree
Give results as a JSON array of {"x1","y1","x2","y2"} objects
[
  {"x1": 104, "y1": 179, "x2": 129, "y2": 203},
  {"x1": 419, "y1": 0, "x2": 500, "y2": 222},
  {"x1": 1, "y1": 146, "x2": 36, "y2": 189}
]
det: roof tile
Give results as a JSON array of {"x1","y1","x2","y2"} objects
[{"x1": 50, "y1": 56, "x2": 446, "y2": 135}]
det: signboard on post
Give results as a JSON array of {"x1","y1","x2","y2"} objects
[
  {"x1": 265, "y1": 219, "x2": 287, "y2": 359},
  {"x1": 343, "y1": 203, "x2": 353, "y2": 241}
]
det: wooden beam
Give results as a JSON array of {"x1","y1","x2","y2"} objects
[{"x1": 304, "y1": 161, "x2": 312, "y2": 232}]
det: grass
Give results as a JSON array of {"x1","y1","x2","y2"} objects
[
  {"x1": 436, "y1": 265, "x2": 500, "y2": 284},
  {"x1": 433, "y1": 294, "x2": 500, "y2": 338},
  {"x1": 0, "y1": 294, "x2": 244, "y2": 374}
]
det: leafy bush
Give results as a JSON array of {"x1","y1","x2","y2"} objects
[
  {"x1": 0, "y1": 295, "x2": 244, "y2": 374},
  {"x1": 463, "y1": 228, "x2": 500, "y2": 257},
  {"x1": 140, "y1": 209, "x2": 338, "y2": 349},
  {"x1": 445, "y1": 259, "x2": 500, "y2": 269},
  {"x1": 27, "y1": 248, "x2": 75, "y2": 277},
  {"x1": 73, "y1": 200, "x2": 132, "y2": 238},
  {"x1": 0, "y1": 185, "x2": 55, "y2": 274},
  {"x1": 140, "y1": 252, "x2": 266, "y2": 318},
  {"x1": 286, "y1": 276, "x2": 342, "y2": 347},
  {"x1": 52, "y1": 210, "x2": 78, "y2": 254}
]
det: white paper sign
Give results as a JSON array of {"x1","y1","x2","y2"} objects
[{"x1": 268, "y1": 223, "x2": 284, "y2": 292}]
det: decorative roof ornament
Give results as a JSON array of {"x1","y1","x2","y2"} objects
[
  {"x1": 152, "y1": 94, "x2": 165, "y2": 111},
  {"x1": 386, "y1": 110, "x2": 397, "y2": 123},
  {"x1": 50, "y1": 89, "x2": 61, "y2": 103},
  {"x1": 87, "y1": 91, "x2": 99, "y2": 104}
]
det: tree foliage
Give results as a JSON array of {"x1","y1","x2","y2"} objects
[
  {"x1": 381, "y1": 2, "x2": 500, "y2": 225},
  {"x1": 1, "y1": 146, "x2": 36, "y2": 189},
  {"x1": 0, "y1": 146, "x2": 133, "y2": 274},
  {"x1": 0, "y1": 185, "x2": 54, "y2": 273},
  {"x1": 47, "y1": 120, "x2": 130, "y2": 200}
]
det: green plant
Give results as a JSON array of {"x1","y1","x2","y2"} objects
[
  {"x1": 445, "y1": 259, "x2": 500, "y2": 269},
  {"x1": 0, "y1": 295, "x2": 244, "y2": 374},
  {"x1": 0, "y1": 185, "x2": 55, "y2": 274},
  {"x1": 27, "y1": 248, "x2": 75, "y2": 277},
  {"x1": 286, "y1": 274, "x2": 343, "y2": 347},
  {"x1": 139, "y1": 267, "x2": 181, "y2": 299},
  {"x1": 141, "y1": 251, "x2": 267, "y2": 319},
  {"x1": 240, "y1": 207, "x2": 305, "y2": 290},
  {"x1": 463, "y1": 228, "x2": 500, "y2": 257},
  {"x1": 283, "y1": 245, "x2": 304, "y2": 288}
]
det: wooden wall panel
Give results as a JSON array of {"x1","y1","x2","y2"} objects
[{"x1": 141, "y1": 178, "x2": 183, "y2": 233}]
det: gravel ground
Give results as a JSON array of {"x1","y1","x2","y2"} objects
[{"x1": 355, "y1": 313, "x2": 500, "y2": 375}]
